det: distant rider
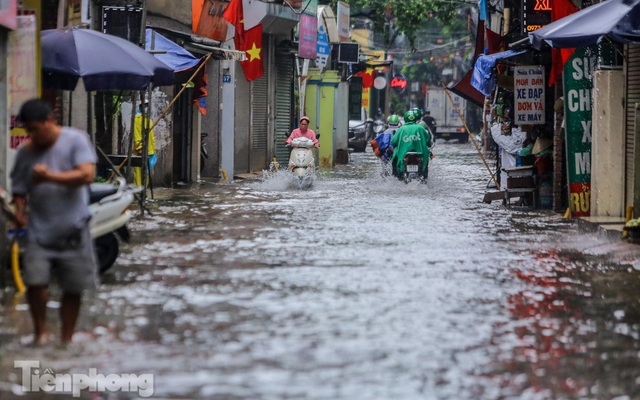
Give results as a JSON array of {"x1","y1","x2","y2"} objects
[
  {"x1": 391, "y1": 110, "x2": 431, "y2": 179},
  {"x1": 412, "y1": 107, "x2": 435, "y2": 149},
  {"x1": 422, "y1": 109, "x2": 437, "y2": 138},
  {"x1": 285, "y1": 116, "x2": 319, "y2": 148},
  {"x1": 371, "y1": 114, "x2": 400, "y2": 163}
]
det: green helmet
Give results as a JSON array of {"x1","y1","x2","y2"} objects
[
  {"x1": 404, "y1": 110, "x2": 416, "y2": 123},
  {"x1": 412, "y1": 107, "x2": 422, "y2": 120},
  {"x1": 387, "y1": 114, "x2": 400, "y2": 126}
]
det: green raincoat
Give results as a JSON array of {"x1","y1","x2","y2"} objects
[{"x1": 391, "y1": 121, "x2": 431, "y2": 173}]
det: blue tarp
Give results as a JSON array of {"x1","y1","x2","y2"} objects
[
  {"x1": 145, "y1": 29, "x2": 200, "y2": 72},
  {"x1": 471, "y1": 50, "x2": 527, "y2": 96}
]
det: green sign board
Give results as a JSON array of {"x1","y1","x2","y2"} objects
[{"x1": 563, "y1": 47, "x2": 596, "y2": 217}]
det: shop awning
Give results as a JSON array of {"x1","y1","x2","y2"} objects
[
  {"x1": 449, "y1": 20, "x2": 492, "y2": 107},
  {"x1": 146, "y1": 29, "x2": 200, "y2": 72},
  {"x1": 147, "y1": 15, "x2": 246, "y2": 60},
  {"x1": 529, "y1": 0, "x2": 640, "y2": 49},
  {"x1": 449, "y1": 69, "x2": 485, "y2": 107},
  {"x1": 242, "y1": 0, "x2": 300, "y2": 35},
  {"x1": 471, "y1": 50, "x2": 526, "y2": 96}
]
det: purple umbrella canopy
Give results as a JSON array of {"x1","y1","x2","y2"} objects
[{"x1": 41, "y1": 28, "x2": 175, "y2": 91}]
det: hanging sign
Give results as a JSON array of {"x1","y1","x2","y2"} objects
[
  {"x1": 316, "y1": 25, "x2": 329, "y2": 70},
  {"x1": 564, "y1": 47, "x2": 595, "y2": 217},
  {"x1": 391, "y1": 74, "x2": 406, "y2": 93},
  {"x1": 514, "y1": 65, "x2": 545, "y2": 124},
  {"x1": 299, "y1": 13, "x2": 318, "y2": 59}
]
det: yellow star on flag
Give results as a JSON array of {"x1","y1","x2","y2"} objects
[{"x1": 246, "y1": 42, "x2": 261, "y2": 62}]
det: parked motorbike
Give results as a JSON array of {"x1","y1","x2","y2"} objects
[
  {"x1": 348, "y1": 119, "x2": 385, "y2": 153},
  {"x1": 287, "y1": 137, "x2": 317, "y2": 189},
  {"x1": 399, "y1": 152, "x2": 429, "y2": 184},
  {"x1": 89, "y1": 177, "x2": 141, "y2": 273}
]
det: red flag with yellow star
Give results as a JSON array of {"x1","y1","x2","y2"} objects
[
  {"x1": 240, "y1": 24, "x2": 264, "y2": 81},
  {"x1": 222, "y1": 0, "x2": 263, "y2": 82}
]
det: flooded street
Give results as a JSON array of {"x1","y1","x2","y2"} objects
[{"x1": 3, "y1": 143, "x2": 640, "y2": 399}]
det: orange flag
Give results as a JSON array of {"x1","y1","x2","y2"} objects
[
  {"x1": 549, "y1": 0, "x2": 578, "y2": 86},
  {"x1": 222, "y1": 0, "x2": 264, "y2": 81}
]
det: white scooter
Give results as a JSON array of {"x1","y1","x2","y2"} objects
[
  {"x1": 287, "y1": 137, "x2": 317, "y2": 189},
  {"x1": 89, "y1": 177, "x2": 142, "y2": 273}
]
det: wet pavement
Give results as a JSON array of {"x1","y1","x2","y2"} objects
[{"x1": 1, "y1": 143, "x2": 640, "y2": 399}]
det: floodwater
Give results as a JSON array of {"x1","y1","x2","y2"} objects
[{"x1": 2, "y1": 143, "x2": 640, "y2": 400}]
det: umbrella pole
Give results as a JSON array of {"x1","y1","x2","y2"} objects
[
  {"x1": 126, "y1": 93, "x2": 136, "y2": 184},
  {"x1": 145, "y1": 85, "x2": 154, "y2": 200},
  {"x1": 89, "y1": 91, "x2": 96, "y2": 144},
  {"x1": 96, "y1": 145, "x2": 153, "y2": 216},
  {"x1": 140, "y1": 90, "x2": 148, "y2": 215}
]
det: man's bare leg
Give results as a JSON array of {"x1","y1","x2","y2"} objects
[
  {"x1": 60, "y1": 292, "x2": 81, "y2": 344},
  {"x1": 26, "y1": 285, "x2": 49, "y2": 345}
]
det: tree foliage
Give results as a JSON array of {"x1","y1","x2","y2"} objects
[
  {"x1": 401, "y1": 62, "x2": 441, "y2": 84},
  {"x1": 322, "y1": 0, "x2": 462, "y2": 49}
]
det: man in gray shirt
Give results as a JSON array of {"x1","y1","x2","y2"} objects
[{"x1": 11, "y1": 98, "x2": 98, "y2": 345}]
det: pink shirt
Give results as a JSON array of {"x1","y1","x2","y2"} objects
[{"x1": 286, "y1": 128, "x2": 318, "y2": 146}]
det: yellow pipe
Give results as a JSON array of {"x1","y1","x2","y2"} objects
[
  {"x1": 11, "y1": 241, "x2": 26, "y2": 294},
  {"x1": 220, "y1": 169, "x2": 228, "y2": 181}
]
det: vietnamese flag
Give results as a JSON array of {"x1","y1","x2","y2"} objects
[
  {"x1": 223, "y1": 0, "x2": 264, "y2": 81},
  {"x1": 241, "y1": 24, "x2": 264, "y2": 81},
  {"x1": 355, "y1": 68, "x2": 374, "y2": 88},
  {"x1": 548, "y1": 0, "x2": 578, "y2": 86}
]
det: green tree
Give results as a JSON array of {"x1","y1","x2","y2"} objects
[
  {"x1": 401, "y1": 62, "x2": 441, "y2": 85},
  {"x1": 322, "y1": 0, "x2": 462, "y2": 49}
]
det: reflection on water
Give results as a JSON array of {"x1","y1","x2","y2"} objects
[{"x1": 1, "y1": 144, "x2": 640, "y2": 399}]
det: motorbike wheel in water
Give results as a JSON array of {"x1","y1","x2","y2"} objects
[{"x1": 94, "y1": 232, "x2": 119, "y2": 274}]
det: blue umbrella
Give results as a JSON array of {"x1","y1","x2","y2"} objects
[
  {"x1": 41, "y1": 28, "x2": 175, "y2": 91},
  {"x1": 529, "y1": 0, "x2": 640, "y2": 49}
]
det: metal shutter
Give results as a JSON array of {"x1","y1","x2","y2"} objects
[
  {"x1": 625, "y1": 45, "x2": 640, "y2": 206},
  {"x1": 249, "y1": 34, "x2": 270, "y2": 172},
  {"x1": 274, "y1": 50, "x2": 293, "y2": 168},
  {"x1": 251, "y1": 72, "x2": 269, "y2": 171}
]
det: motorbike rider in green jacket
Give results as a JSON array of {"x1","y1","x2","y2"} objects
[{"x1": 391, "y1": 110, "x2": 432, "y2": 178}]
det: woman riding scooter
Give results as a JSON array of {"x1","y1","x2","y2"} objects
[
  {"x1": 391, "y1": 110, "x2": 432, "y2": 180},
  {"x1": 285, "y1": 116, "x2": 319, "y2": 148}
]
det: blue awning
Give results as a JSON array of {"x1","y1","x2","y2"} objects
[
  {"x1": 145, "y1": 28, "x2": 200, "y2": 72},
  {"x1": 471, "y1": 50, "x2": 527, "y2": 96}
]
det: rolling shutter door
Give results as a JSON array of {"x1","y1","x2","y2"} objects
[
  {"x1": 275, "y1": 51, "x2": 293, "y2": 167},
  {"x1": 250, "y1": 34, "x2": 269, "y2": 172},
  {"x1": 625, "y1": 45, "x2": 640, "y2": 206}
]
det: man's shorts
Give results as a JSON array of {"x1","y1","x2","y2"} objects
[{"x1": 23, "y1": 227, "x2": 99, "y2": 293}]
